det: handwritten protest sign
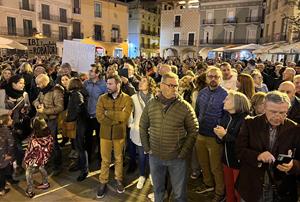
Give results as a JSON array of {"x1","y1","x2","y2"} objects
[{"x1": 27, "y1": 38, "x2": 57, "y2": 56}]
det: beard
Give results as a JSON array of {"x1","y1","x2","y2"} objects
[{"x1": 209, "y1": 81, "x2": 218, "y2": 88}]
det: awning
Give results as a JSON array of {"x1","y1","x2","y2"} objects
[
  {"x1": 0, "y1": 37, "x2": 28, "y2": 50},
  {"x1": 211, "y1": 45, "x2": 237, "y2": 52},
  {"x1": 269, "y1": 42, "x2": 300, "y2": 54},
  {"x1": 252, "y1": 44, "x2": 281, "y2": 54},
  {"x1": 227, "y1": 43, "x2": 263, "y2": 52},
  {"x1": 199, "y1": 47, "x2": 213, "y2": 57}
]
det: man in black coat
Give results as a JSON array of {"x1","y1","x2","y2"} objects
[{"x1": 236, "y1": 91, "x2": 300, "y2": 202}]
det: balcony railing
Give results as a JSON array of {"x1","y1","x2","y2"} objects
[
  {"x1": 141, "y1": 30, "x2": 159, "y2": 37},
  {"x1": 0, "y1": 27, "x2": 35, "y2": 37},
  {"x1": 223, "y1": 17, "x2": 237, "y2": 24},
  {"x1": 202, "y1": 19, "x2": 216, "y2": 25},
  {"x1": 199, "y1": 38, "x2": 259, "y2": 45},
  {"x1": 111, "y1": 37, "x2": 123, "y2": 43},
  {"x1": 171, "y1": 40, "x2": 197, "y2": 46},
  {"x1": 19, "y1": 2, "x2": 34, "y2": 11},
  {"x1": 261, "y1": 33, "x2": 287, "y2": 43},
  {"x1": 93, "y1": 35, "x2": 104, "y2": 41},
  {"x1": 38, "y1": 13, "x2": 72, "y2": 24},
  {"x1": 141, "y1": 43, "x2": 159, "y2": 49},
  {"x1": 72, "y1": 32, "x2": 84, "y2": 39},
  {"x1": 73, "y1": 7, "x2": 81, "y2": 14},
  {"x1": 245, "y1": 16, "x2": 261, "y2": 23}
]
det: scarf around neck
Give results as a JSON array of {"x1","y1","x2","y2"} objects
[{"x1": 5, "y1": 84, "x2": 24, "y2": 99}]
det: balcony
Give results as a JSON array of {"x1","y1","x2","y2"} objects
[
  {"x1": 73, "y1": 7, "x2": 81, "y2": 14},
  {"x1": 19, "y1": 2, "x2": 34, "y2": 11},
  {"x1": 111, "y1": 37, "x2": 123, "y2": 43},
  {"x1": 171, "y1": 40, "x2": 197, "y2": 46},
  {"x1": 199, "y1": 38, "x2": 259, "y2": 45},
  {"x1": 223, "y1": 17, "x2": 237, "y2": 24},
  {"x1": 141, "y1": 29, "x2": 151, "y2": 35},
  {"x1": 245, "y1": 16, "x2": 261, "y2": 23},
  {"x1": 202, "y1": 19, "x2": 216, "y2": 25},
  {"x1": 72, "y1": 32, "x2": 84, "y2": 39},
  {"x1": 93, "y1": 35, "x2": 104, "y2": 41},
  {"x1": 0, "y1": 27, "x2": 35, "y2": 37},
  {"x1": 261, "y1": 33, "x2": 287, "y2": 43},
  {"x1": 38, "y1": 13, "x2": 72, "y2": 24}
]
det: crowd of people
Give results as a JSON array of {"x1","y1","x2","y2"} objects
[{"x1": 0, "y1": 54, "x2": 300, "y2": 202}]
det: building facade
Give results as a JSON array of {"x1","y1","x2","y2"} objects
[
  {"x1": 0, "y1": 0, "x2": 129, "y2": 57},
  {"x1": 263, "y1": 0, "x2": 300, "y2": 43},
  {"x1": 199, "y1": 0, "x2": 264, "y2": 49},
  {"x1": 160, "y1": 1, "x2": 201, "y2": 59},
  {"x1": 0, "y1": 0, "x2": 37, "y2": 43},
  {"x1": 72, "y1": 0, "x2": 129, "y2": 57},
  {"x1": 128, "y1": 1, "x2": 160, "y2": 58}
]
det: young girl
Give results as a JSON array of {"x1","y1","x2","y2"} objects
[
  {"x1": 23, "y1": 117, "x2": 53, "y2": 198},
  {"x1": 0, "y1": 114, "x2": 14, "y2": 196}
]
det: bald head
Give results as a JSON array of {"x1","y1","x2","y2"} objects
[{"x1": 278, "y1": 81, "x2": 296, "y2": 101}]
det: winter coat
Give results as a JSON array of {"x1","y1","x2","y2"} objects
[
  {"x1": 196, "y1": 86, "x2": 228, "y2": 137},
  {"x1": 96, "y1": 92, "x2": 133, "y2": 140},
  {"x1": 139, "y1": 96, "x2": 199, "y2": 160},
  {"x1": 218, "y1": 112, "x2": 247, "y2": 169}
]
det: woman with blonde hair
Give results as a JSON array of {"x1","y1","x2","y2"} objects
[
  {"x1": 19, "y1": 62, "x2": 33, "y2": 93},
  {"x1": 129, "y1": 76, "x2": 156, "y2": 189},
  {"x1": 237, "y1": 73, "x2": 255, "y2": 99},
  {"x1": 214, "y1": 90, "x2": 250, "y2": 202},
  {"x1": 179, "y1": 75, "x2": 195, "y2": 104}
]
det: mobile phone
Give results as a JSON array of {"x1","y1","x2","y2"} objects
[{"x1": 276, "y1": 154, "x2": 292, "y2": 165}]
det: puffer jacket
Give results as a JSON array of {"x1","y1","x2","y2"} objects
[
  {"x1": 96, "y1": 92, "x2": 133, "y2": 140},
  {"x1": 139, "y1": 95, "x2": 199, "y2": 160},
  {"x1": 196, "y1": 86, "x2": 227, "y2": 137},
  {"x1": 33, "y1": 84, "x2": 64, "y2": 120}
]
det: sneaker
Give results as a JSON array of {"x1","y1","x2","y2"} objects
[
  {"x1": 96, "y1": 183, "x2": 106, "y2": 199},
  {"x1": 147, "y1": 192, "x2": 154, "y2": 202},
  {"x1": 0, "y1": 188, "x2": 10, "y2": 196},
  {"x1": 211, "y1": 194, "x2": 225, "y2": 202},
  {"x1": 25, "y1": 189, "x2": 35, "y2": 198},
  {"x1": 116, "y1": 180, "x2": 125, "y2": 193},
  {"x1": 36, "y1": 183, "x2": 50, "y2": 190},
  {"x1": 194, "y1": 184, "x2": 214, "y2": 194},
  {"x1": 190, "y1": 171, "x2": 200, "y2": 179},
  {"x1": 136, "y1": 176, "x2": 146, "y2": 189}
]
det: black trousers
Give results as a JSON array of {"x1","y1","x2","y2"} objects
[
  {"x1": 0, "y1": 165, "x2": 12, "y2": 191},
  {"x1": 85, "y1": 117, "x2": 100, "y2": 162}
]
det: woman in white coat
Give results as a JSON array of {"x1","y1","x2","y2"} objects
[{"x1": 129, "y1": 76, "x2": 156, "y2": 189}]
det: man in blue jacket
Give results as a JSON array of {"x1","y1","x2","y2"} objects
[
  {"x1": 84, "y1": 64, "x2": 107, "y2": 164},
  {"x1": 195, "y1": 66, "x2": 227, "y2": 202}
]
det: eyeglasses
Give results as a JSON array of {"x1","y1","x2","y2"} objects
[
  {"x1": 162, "y1": 82, "x2": 179, "y2": 88},
  {"x1": 207, "y1": 75, "x2": 220, "y2": 79}
]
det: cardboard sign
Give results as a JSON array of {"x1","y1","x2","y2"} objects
[
  {"x1": 27, "y1": 38, "x2": 57, "y2": 55},
  {"x1": 62, "y1": 40, "x2": 95, "y2": 73}
]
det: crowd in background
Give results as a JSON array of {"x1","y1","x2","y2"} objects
[{"x1": 0, "y1": 53, "x2": 300, "y2": 202}]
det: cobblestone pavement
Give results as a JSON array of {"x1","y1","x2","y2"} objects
[{"x1": 1, "y1": 146, "x2": 213, "y2": 202}]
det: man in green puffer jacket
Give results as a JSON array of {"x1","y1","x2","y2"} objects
[{"x1": 139, "y1": 72, "x2": 198, "y2": 202}]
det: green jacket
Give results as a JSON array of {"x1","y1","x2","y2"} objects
[
  {"x1": 96, "y1": 92, "x2": 133, "y2": 140},
  {"x1": 139, "y1": 96, "x2": 198, "y2": 160}
]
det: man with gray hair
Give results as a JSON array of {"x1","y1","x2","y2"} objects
[{"x1": 236, "y1": 91, "x2": 300, "y2": 202}]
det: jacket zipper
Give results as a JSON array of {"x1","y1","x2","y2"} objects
[
  {"x1": 224, "y1": 115, "x2": 232, "y2": 167},
  {"x1": 111, "y1": 99, "x2": 115, "y2": 140}
]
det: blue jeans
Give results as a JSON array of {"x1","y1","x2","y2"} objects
[
  {"x1": 137, "y1": 146, "x2": 149, "y2": 177},
  {"x1": 47, "y1": 119, "x2": 62, "y2": 170},
  {"x1": 149, "y1": 155, "x2": 187, "y2": 202}
]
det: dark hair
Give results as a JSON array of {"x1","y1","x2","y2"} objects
[
  {"x1": 107, "y1": 74, "x2": 122, "y2": 84},
  {"x1": 8, "y1": 74, "x2": 24, "y2": 85},
  {"x1": 32, "y1": 117, "x2": 51, "y2": 138},
  {"x1": 68, "y1": 78, "x2": 83, "y2": 91},
  {"x1": 61, "y1": 62, "x2": 72, "y2": 69},
  {"x1": 91, "y1": 63, "x2": 103, "y2": 74}
]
